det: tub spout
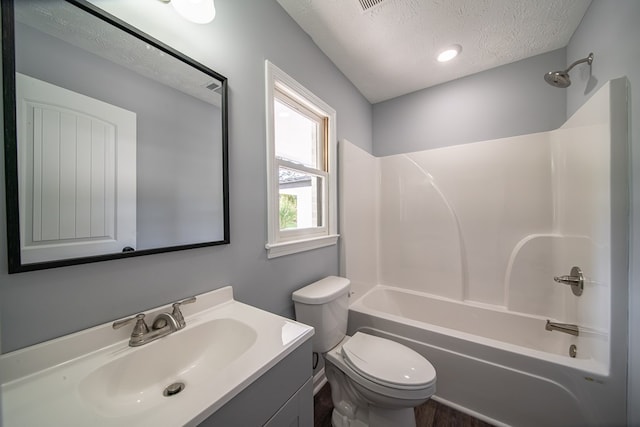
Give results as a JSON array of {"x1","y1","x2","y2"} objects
[{"x1": 545, "y1": 320, "x2": 579, "y2": 336}]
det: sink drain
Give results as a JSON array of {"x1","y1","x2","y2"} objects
[{"x1": 163, "y1": 382, "x2": 185, "y2": 397}]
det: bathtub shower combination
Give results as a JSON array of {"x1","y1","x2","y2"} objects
[{"x1": 339, "y1": 79, "x2": 628, "y2": 427}]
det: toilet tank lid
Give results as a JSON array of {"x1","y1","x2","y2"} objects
[{"x1": 292, "y1": 276, "x2": 351, "y2": 304}]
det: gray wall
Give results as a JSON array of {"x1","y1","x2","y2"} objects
[
  {"x1": 0, "y1": 0, "x2": 372, "y2": 352},
  {"x1": 372, "y1": 49, "x2": 567, "y2": 156},
  {"x1": 15, "y1": 22, "x2": 224, "y2": 249},
  {"x1": 565, "y1": 1, "x2": 640, "y2": 425}
]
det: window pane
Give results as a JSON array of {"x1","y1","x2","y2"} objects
[
  {"x1": 274, "y1": 98, "x2": 319, "y2": 168},
  {"x1": 279, "y1": 167, "x2": 323, "y2": 230}
]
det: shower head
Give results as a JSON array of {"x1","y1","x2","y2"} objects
[
  {"x1": 544, "y1": 53, "x2": 594, "y2": 88},
  {"x1": 544, "y1": 71, "x2": 571, "y2": 88}
]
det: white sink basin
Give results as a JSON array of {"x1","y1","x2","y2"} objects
[
  {"x1": 0, "y1": 286, "x2": 313, "y2": 427},
  {"x1": 79, "y1": 318, "x2": 257, "y2": 416}
]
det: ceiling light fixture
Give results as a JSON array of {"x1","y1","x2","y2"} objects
[
  {"x1": 437, "y1": 44, "x2": 462, "y2": 63},
  {"x1": 159, "y1": 0, "x2": 216, "y2": 24}
]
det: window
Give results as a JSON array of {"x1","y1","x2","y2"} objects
[{"x1": 265, "y1": 61, "x2": 338, "y2": 258}]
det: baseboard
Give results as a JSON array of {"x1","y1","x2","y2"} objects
[
  {"x1": 312, "y1": 367, "x2": 327, "y2": 395},
  {"x1": 431, "y1": 395, "x2": 508, "y2": 427}
]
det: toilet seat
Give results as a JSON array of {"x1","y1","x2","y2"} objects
[{"x1": 341, "y1": 332, "x2": 436, "y2": 391}]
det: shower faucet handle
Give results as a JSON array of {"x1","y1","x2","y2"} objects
[
  {"x1": 553, "y1": 266, "x2": 584, "y2": 296},
  {"x1": 554, "y1": 275, "x2": 580, "y2": 284}
]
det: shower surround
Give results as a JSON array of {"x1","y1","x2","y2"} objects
[{"x1": 339, "y1": 78, "x2": 628, "y2": 426}]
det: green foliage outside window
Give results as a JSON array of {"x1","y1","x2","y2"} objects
[{"x1": 279, "y1": 194, "x2": 297, "y2": 229}]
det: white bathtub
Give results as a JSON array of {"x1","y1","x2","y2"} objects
[{"x1": 347, "y1": 286, "x2": 624, "y2": 427}]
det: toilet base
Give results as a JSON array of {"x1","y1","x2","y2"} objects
[
  {"x1": 332, "y1": 409, "x2": 367, "y2": 427},
  {"x1": 331, "y1": 407, "x2": 417, "y2": 427}
]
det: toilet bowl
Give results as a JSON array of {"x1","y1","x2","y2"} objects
[
  {"x1": 292, "y1": 276, "x2": 437, "y2": 427},
  {"x1": 325, "y1": 333, "x2": 436, "y2": 427}
]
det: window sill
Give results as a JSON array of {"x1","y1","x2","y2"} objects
[{"x1": 265, "y1": 234, "x2": 339, "y2": 259}]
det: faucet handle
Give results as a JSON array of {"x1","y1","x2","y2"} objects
[
  {"x1": 112, "y1": 313, "x2": 149, "y2": 337},
  {"x1": 553, "y1": 266, "x2": 584, "y2": 296},
  {"x1": 175, "y1": 296, "x2": 196, "y2": 306},
  {"x1": 172, "y1": 297, "x2": 196, "y2": 328}
]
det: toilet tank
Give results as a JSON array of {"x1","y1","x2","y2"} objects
[{"x1": 292, "y1": 276, "x2": 350, "y2": 353}]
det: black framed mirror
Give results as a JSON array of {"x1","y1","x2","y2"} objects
[{"x1": 2, "y1": 0, "x2": 229, "y2": 273}]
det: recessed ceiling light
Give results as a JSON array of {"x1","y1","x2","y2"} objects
[{"x1": 437, "y1": 45, "x2": 462, "y2": 62}]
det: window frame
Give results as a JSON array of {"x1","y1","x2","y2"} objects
[{"x1": 265, "y1": 61, "x2": 338, "y2": 258}]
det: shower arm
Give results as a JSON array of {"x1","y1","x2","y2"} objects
[{"x1": 564, "y1": 53, "x2": 594, "y2": 73}]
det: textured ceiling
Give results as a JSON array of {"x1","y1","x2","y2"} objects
[
  {"x1": 15, "y1": 0, "x2": 222, "y2": 107},
  {"x1": 277, "y1": 0, "x2": 591, "y2": 103}
]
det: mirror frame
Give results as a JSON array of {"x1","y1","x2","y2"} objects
[{"x1": 2, "y1": 0, "x2": 230, "y2": 273}]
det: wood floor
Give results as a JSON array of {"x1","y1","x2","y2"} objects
[{"x1": 314, "y1": 383, "x2": 493, "y2": 427}]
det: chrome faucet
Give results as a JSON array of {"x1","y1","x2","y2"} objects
[
  {"x1": 545, "y1": 320, "x2": 579, "y2": 336},
  {"x1": 113, "y1": 297, "x2": 196, "y2": 347}
]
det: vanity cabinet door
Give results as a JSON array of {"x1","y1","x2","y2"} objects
[{"x1": 264, "y1": 377, "x2": 313, "y2": 427}]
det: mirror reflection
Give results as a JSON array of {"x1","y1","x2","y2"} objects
[{"x1": 4, "y1": 0, "x2": 229, "y2": 272}]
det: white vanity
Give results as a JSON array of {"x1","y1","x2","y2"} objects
[{"x1": 0, "y1": 287, "x2": 314, "y2": 426}]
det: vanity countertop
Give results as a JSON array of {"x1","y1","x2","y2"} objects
[{"x1": 0, "y1": 286, "x2": 314, "y2": 426}]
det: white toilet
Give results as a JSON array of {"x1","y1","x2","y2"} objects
[{"x1": 293, "y1": 276, "x2": 436, "y2": 427}]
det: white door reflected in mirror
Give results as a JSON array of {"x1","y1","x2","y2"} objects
[{"x1": 16, "y1": 73, "x2": 137, "y2": 264}]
